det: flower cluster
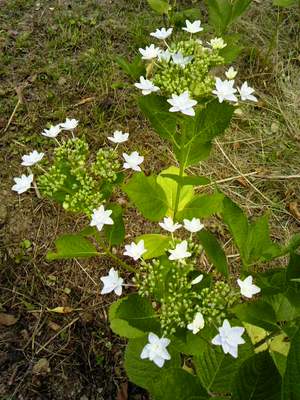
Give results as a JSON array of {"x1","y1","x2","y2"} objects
[{"x1": 134, "y1": 20, "x2": 257, "y2": 118}]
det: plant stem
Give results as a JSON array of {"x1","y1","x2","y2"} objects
[
  {"x1": 173, "y1": 160, "x2": 185, "y2": 220},
  {"x1": 100, "y1": 245, "x2": 136, "y2": 273}
]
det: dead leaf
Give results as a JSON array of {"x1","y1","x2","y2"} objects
[
  {"x1": 32, "y1": 358, "x2": 50, "y2": 375},
  {"x1": 236, "y1": 177, "x2": 249, "y2": 187},
  {"x1": 0, "y1": 313, "x2": 18, "y2": 326},
  {"x1": 73, "y1": 97, "x2": 96, "y2": 107},
  {"x1": 48, "y1": 306, "x2": 74, "y2": 314},
  {"x1": 116, "y1": 382, "x2": 128, "y2": 400},
  {"x1": 48, "y1": 321, "x2": 61, "y2": 331},
  {"x1": 289, "y1": 202, "x2": 300, "y2": 221}
]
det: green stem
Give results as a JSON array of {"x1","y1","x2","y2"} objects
[
  {"x1": 100, "y1": 245, "x2": 135, "y2": 274},
  {"x1": 173, "y1": 160, "x2": 185, "y2": 220}
]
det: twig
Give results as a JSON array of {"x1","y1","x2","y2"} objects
[
  {"x1": 74, "y1": 259, "x2": 98, "y2": 286},
  {"x1": 3, "y1": 86, "x2": 23, "y2": 133}
]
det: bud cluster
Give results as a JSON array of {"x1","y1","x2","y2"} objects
[
  {"x1": 152, "y1": 39, "x2": 224, "y2": 99},
  {"x1": 38, "y1": 138, "x2": 120, "y2": 215}
]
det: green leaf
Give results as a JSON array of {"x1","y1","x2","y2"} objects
[
  {"x1": 109, "y1": 294, "x2": 160, "y2": 338},
  {"x1": 46, "y1": 234, "x2": 99, "y2": 260},
  {"x1": 265, "y1": 292, "x2": 300, "y2": 322},
  {"x1": 273, "y1": 0, "x2": 298, "y2": 6},
  {"x1": 138, "y1": 94, "x2": 177, "y2": 141},
  {"x1": 286, "y1": 253, "x2": 300, "y2": 282},
  {"x1": 197, "y1": 230, "x2": 229, "y2": 277},
  {"x1": 205, "y1": 0, "x2": 232, "y2": 35},
  {"x1": 157, "y1": 167, "x2": 195, "y2": 216},
  {"x1": 135, "y1": 234, "x2": 171, "y2": 259},
  {"x1": 147, "y1": 0, "x2": 170, "y2": 14},
  {"x1": 173, "y1": 8, "x2": 201, "y2": 26},
  {"x1": 194, "y1": 341, "x2": 253, "y2": 393},
  {"x1": 176, "y1": 193, "x2": 224, "y2": 220},
  {"x1": 233, "y1": 300, "x2": 279, "y2": 331},
  {"x1": 219, "y1": 34, "x2": 244, "y2": 63},
  {"x1": 151, "y1": 368, "x2": 208, "y2": 400},
  {"x1": 160, "y1": 174, "x2": 210, "y2": 187},
  {"x1": 125, "y1": 336, "x2": 181, "y2": 393},
  {"x1": 116, "y1": 55, "x2": 145, "y2": 80},
  {"x1": 281, "y1": 327, "x2": 300, "y2": 399},
  {"x1": 103, "y1": 204, "x2": 125, "y2": 246},
  {"x1": 232, "y1": 351, "x2": 282, "y2": 400},
  {"x1": 123, "y1": 173, "x2": 168, "y2": 221},
  {"x1": 231, "y1": 0, "x2": 252, "y2": 22}
]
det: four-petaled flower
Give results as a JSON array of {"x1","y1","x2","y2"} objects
[
  {"x1": 90, "y1": 205, "x2": 114, "y2": 231},
  {"x1": 134, "y1": 76, "x2": 160, "y2": 95},
  {"x1": 209, "y1": 37, "x2": 227, "y2": 50},
  {"x1": 159, "y1": 217, "x2": 182, "y2": 233},
  {"x1": 150, "y1": 27, "x2": 173, "y2": 40},
  {"x1": 41, "y1": 124, "x2": 62, "y2": 138},
  {"x1": 225, "y1": 67, "x2": 237, "y2": 80},
  {"x1": 123, "y1": 151, "x2": 144, "y2": 171},
  {"x1": 167, "y1": 91, "x2": 197, "y2": 116},
  {"x1": 60, "y1": 118, "x2": 79, "y2": 130},
  {"x1": 124, "y1": 240, "x2": 147, "y2": 261},
  {"x1": 139, "y1": 44, "x2": 161, "y2": 60},
  {"x1": 213, "y1": 78, "x2": 238, "y2": 103},
  {"x1": 172, "y1": 52, "x2": 193, "y2": 68},
  {"x1": 21, "y1": 150, "x2": 44, "y2": 166},
  {"x1": 187, "y1": 312, "x2": 205, "y2": 334},
  {"x1": 100, "y1": 268, "x2": 124, "y2": 296},
  {"x1": 108, "y1": 130, "x2": 129, "y2": 143},
  {"x1": 183, "y1": 218, "x2": 204, "y2": 233},
  {"x1": 12, "y1": 174, "x2": 34, "y2": 194},
  {"x1": 168, "y1": 240, "x2": 191, "y2": 261},
  {"x1": 238, "y1": 81, "x2": 257, "y2": 102},
  {"x1": 212, "y1": 319, "x2": 245, "y2": 358},
  {"x1": 182, "y1": 19, "x2": 203, "y2": 34},
  {"x1": 140, "y1": 332, "x2": 171, "y2": 368},
  {"x1": 237, "y1": 275, "x2": 261, "y2": 298}
]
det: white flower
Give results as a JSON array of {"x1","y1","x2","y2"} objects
[
  {"x1": 150, "y1": 27, "x2": 173, "y2": 40},
  {"x1": 124, "y1": 240, "x2": 147, "y2": 261},
  {"x1": 139, "y1": 44, "x2": 161, "y2": 60},
  {"x1": 172, "y1": 52, "x2": 193, "y2": 68},
  {"x1": 90, "y1": 205, "x2": 113, "y2": 231},
  {"x1": 191, "y1": 274, "x2": 203, "y2": 285},
  {"x1": 41, "y1": 124, "x2": 62, "y2": 138},
  {"x1": 21, "y1": 150, "x2": 44, "y2": 166},
  {"x1": 213, "y1": 78, "x2": 238, "y2": 103},
  {"x1": 123, "y1": 151, "x2": 144, "y2": 172},
  {"x1": 60, "y1": 118, "x2": 79, "y2": 130},
  {"x1": 100, "y1": 268, "x2": 124, "y2": 296},
  {"x1": 209, "y1": 37, "x2": 227, "y2": 50},
  {"x1": 237, "y1": 275, "x2": 261, "y2": 298},
  {"x1": 159, "y1": 217, "x2": 182, "y2": 233},
  {"x1": 140, "y1": 332, "x2": 171, "y2": 368},
  {"x1": 225, "y1": 67, "x2": 238, "y2": 80},
  {"x1": 238, "y1": 81, "x2": 257, "y2": 102},
  {"x1": 12, "y1": 174, "x2": 33, "y2": 194},
  {"x1": 168, "y1": 240, "x2": 191, "y2": 261},
  {"x1": 108, "y1": 130, "x2": 129, "y2": 143},
  {"x1": 183, "y1": 218, "x2": 204, "y2": 233},
  {"x1": 134, "y1": 76, "x2": 160, "y2": 95},
  {"x1": 212, "y1": 319, "x2": 245, "y2": 358},
  {"x1": 167, "y1": 91, "x2": 197, "y2": 116},
  {"x1": 182, "y1": 19, "x2": 203, "y2": 34},
  {"x1": 158, "y1": 49, "x2": 172, "y2": 62},
  {"x1": 187, "y1": 312, "x2": 205, "y2": 334}
]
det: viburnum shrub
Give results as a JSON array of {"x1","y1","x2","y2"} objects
[{"x1": 12, "y1": 20, "x2": 300, "y2": 400}]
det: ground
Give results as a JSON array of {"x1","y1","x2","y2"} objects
[{"x1": 0, "y1": 0, "x2": 299, "y2": 399}]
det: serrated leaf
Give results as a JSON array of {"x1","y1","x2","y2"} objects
[
  {"x1": 281, "y1": 327, "x2": 300, "y2": 399},
  {"x1": 103, "y1": 204, "x2": 125, "y2": 246},
  {"x1": 232, "y1": 351, "x2": 281, "y2": 400},
  {"x1": 123, "y1": 173, "x2": 168, "y2": 221},
  {"x1": 46, "y1": 234, "x2": 99, "y2": 260},
  {"x1": 197, "y1": 230, "x2": 229, "y2": 277},
  {"x1": 233, "y1": 300, "x2": 279, "y2": 331},
  {"x1": 135, "y1": 234, "x2": 171, "y2": 259},
  {"x1": 116, "y1": 55, "x2": 145, "y2": 79},
  {"x1": 147, "y1": 0, "x2": 170, "y2": 14},
  {"x1": 176, "y1": 193, "x2": 224, "y2": 220},
  {"x1": 109, "y1": 294, "x2": 160, "y2": 338},
  {"x1": 157, "y1": 166, "x2": 195, "y2": 216}
]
